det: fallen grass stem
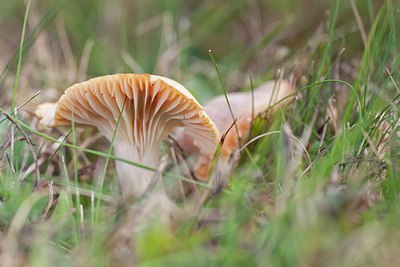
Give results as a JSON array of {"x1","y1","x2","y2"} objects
[{"x1": 0, "y1": 108, "x2": 213, "y2": 189}]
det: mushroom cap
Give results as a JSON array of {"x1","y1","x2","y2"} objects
[
  {"x1": 53, "y1": 74, "x2": 220, "y2": 156},
  {"x1": 176, "y1": 79, "x2": 294, "y2": 157},
  {"x1": 35, "y1": 102, "x2": 57, "y2": 128},
  {"x1": 204, "y1": 79, "x2": 293, "y2": 156},
  {"x1": 174, "y1": 79, "x2": 295, "y2": 180}
]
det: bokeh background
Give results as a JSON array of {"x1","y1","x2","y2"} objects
[{"x1": 0, "y1": 0, "x2": 383, "y2": 106}]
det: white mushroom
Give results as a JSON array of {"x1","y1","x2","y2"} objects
[{"x1": 49, "y1": 74, "x2": 220, "y2": 200}]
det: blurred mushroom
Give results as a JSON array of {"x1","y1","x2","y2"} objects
[
  {"x1": 174, "y1": 79, "x2": 295, "y2": 183},
  {"x1": 35, "y1": 102, "x2": 57, "y2": 129},
  {"x1": 41, "y1": 74, "x2": 220, "y2": 201}
]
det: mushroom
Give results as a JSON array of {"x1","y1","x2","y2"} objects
[
  {"x1": 174, "y1": 79, "x2": 295, "y2": 182},
  {"x1": 42, "y1": 74, "x2": 220, "y2": 200},
  {"x1": 35, "y1": 102, "x2": 57, "y2": 129}
]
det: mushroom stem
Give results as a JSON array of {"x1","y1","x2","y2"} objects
[
  {"x1": 114, "y1": 143, "x2": 161, "y2": 199},
  {"x1": 114, "y1": 145, "x2": 176, "y2": 224}
]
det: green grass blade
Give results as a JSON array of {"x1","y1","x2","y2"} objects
[{"x1": 11, "y1": 0, "x2": 31, "y2": 112}]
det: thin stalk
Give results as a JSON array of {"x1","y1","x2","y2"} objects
[
  {"x1": 95, "y1": 97, "x2": 127, "y2": 222},
  {"x1": 61, "y1": 155, "x2": 79, "y2": 244},
  {"x1": 11, "y1": 0, "x2": 31, "y2": 111},
  {"x1": 209, "y1": 50, "x2": 242, "y2": 148},
  {"x1": 10, "y1": 0, "x2": 31, "y2": 177},
  {"x1": 70, "y1": 108, "x2": 82, "y2": 235},
  {"x1": 0, "y1": 91, "x2": 41, "y2": 125},
  {"x1": 248, "y1": 72, "x2": 255, "y2": 138}
]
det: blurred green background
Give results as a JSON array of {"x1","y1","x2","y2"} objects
[{"x1": 0, "y1": 0, "x2": 380, "y2": 105}]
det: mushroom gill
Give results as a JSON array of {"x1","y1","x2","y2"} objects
[{"x1": 52, "y1": 74, "x2": 220, "y2": 199}]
